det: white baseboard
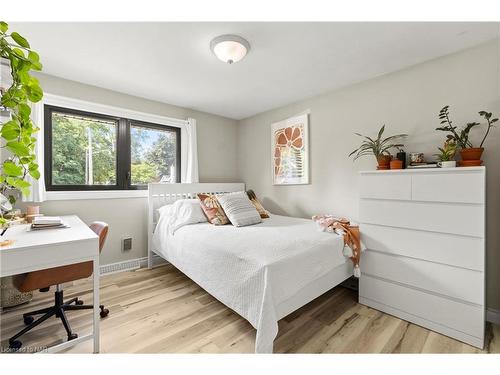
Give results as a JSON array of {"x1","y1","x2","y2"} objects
[
  {"x1": 487, "y1": 308, "x2": 500, "y2": 325},
  {"x1": 100, "y1": 255, "x2": 167, "y2": 275}
]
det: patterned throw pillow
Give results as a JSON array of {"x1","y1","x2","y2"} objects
[
  {"x1": 197, "y1": 193, "x2": 230, "y2": 225},
  {"x1": 216, "y1": 191, "x2": 262, "y2": 227},
  {"x1": 246, "y1": 190, "x2": 270, "y2": 219}
]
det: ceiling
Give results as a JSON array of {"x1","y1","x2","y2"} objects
[{"x1": 11, "y1": 22, "x2": 500, "y2": 120}]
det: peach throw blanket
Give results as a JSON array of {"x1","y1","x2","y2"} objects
[{"x1": 312, "y1": 215, "x2": 362, "y2": 277}]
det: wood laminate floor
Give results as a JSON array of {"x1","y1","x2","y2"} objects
[{"x1": 1, "y1": 264, "x2": 498, "y2": 354}]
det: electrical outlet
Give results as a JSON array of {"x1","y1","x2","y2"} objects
[{"x1": 122, "y1": 237, "x2": 132, "y2": 251}]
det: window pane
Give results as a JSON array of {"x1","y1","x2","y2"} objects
[
  {"x1": 130, "y1": 124, "x2": 177, "y2": 185},
  {"x1": 51, "y1": 112, "x2": 117, "y2": 185}
]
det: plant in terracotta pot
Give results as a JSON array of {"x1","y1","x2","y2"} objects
[
  {"x1": 389, "y1": 159, "x2": 403, "y2": 170},
  {"x1": 436, "y1": 106, "x2": 498, "y2": 166},
  {"x1": 349, "y1": 125, "x2": 407, "y2": 170}
]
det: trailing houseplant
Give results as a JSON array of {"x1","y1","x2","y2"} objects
[
  {"x1": 349, "y1": 125, "x2": 407, "y2": 170},
  {"x1": 0, "y1": 21, "x2": 43, "y2": 226},
  {"x1": 436, "y1": 105, "x2": 498, "y2": 166}
]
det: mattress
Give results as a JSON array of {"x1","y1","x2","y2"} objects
[{"x1": 152, "y1": 214, "x2": 347, "y2": 353}]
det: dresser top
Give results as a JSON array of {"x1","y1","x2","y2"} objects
[{"x1": 360, "y1": 166, "x2": 485, "y2": 175}]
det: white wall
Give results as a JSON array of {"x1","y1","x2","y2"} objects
[
  {"x1": 237, "y1": 39, "x2": 500, "y2": 310},
  {"x1": 22, "y1": 73, "x2": 239, "y2": 266}
]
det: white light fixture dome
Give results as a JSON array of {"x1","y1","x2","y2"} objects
[{"x1": 210, "y1": 34, "x2": 250, "y2": 64}]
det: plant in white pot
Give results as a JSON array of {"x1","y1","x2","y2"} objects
[
  {"x1": 434, "y1": 140, "x2": 457, "y2": 168},
  {"x1": 0, "y1": 21, "x2": 43, "y2": 227}
]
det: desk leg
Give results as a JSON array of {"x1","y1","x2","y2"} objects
[{"x1": 93, "y1": 256, "x2": 100, "y2": 353}]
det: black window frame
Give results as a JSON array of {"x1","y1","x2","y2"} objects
[{"x1": 44, "y1": 104, "x2": 181, "y2": 191}]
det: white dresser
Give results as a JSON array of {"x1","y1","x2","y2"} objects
[{"x1": 358, "y1": 166, "x2": 485, "y2": 348}]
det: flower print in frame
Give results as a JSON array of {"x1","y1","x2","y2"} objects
[{"x1": 271, "y1": 113, "x2": 309, "y2": 185}]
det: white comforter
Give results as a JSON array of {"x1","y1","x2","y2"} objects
[{"x1": 152, "y1": 214, "x2": 346, "y2": 353}]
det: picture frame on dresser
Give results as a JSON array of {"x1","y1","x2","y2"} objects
[{"x1": 358, "y1": 167, "x2": 486, "y2": 349}]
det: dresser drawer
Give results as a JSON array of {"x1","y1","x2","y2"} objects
[
  {"x1": 360, "y1": 224, "x2": 484, "y2": 271},
  {"x1": 359, "y1": 275, "x2": 484, "y2": 339},
  {"x1": 361, "y1": 250, "x2": 483, "y2": 304},
  {"x1": 359, "y1": 199, "x2": 484, "y2": 237},
  {"x1": 359, "y1": 173, "x2": 411, "y2": 200},
  {"x1": 412, "y1": 171, "x2": 485, "y2": 204}
]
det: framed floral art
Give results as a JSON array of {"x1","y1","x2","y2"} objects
[{"x1": 271, "y1": 113, "x2": 309, "y2": 185}]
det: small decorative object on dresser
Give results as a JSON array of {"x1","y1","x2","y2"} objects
[
  {"x1": 358, "y1": 167, "x2": 486, "y2": 348},
  {"x1": 436, "y1": 105, "x2": 498, "y2": 166},
  {"x1": 408, "y1": 152, "x2": 438, "y2": 169},
  {"x1": 409, "y1": 152, "x2": 424, "y2": 165},
  {"x1": 349, "y1": 125, "x2": 407, "y2": 170},
  {"x1": 396, "y1": 148, "x2": 407, "y2": 169}
]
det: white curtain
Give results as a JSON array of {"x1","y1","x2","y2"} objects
[
  {"x1": 22, "y1": 101, "x2": 46, "y2": 202},
  {"x1": 180, "y1": 117, "x2": 199, "y2": 183}
]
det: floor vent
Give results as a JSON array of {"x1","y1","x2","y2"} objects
[
  {"x1": 100, "y1": 259, "x2": 141, "y2": 275},
  {"x1": 99, "y1": 255, "x2": 167, "y2": 276}
]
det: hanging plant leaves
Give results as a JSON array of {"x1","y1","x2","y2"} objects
[
  {"x1": 25, "y1": 81, "x2": 43, "y2": 102},
  {"x1": 1, "y1": 120, "x2": 21, "y2": 140},
  {"x1": 28, "y1": 163, "x2": 40, "y2": 179},
  {"x1": 18, "y1": 102, "x2": 31, "y2": 119},
  {"x1": 6, "y1": 141, "x2": 31, "y2": 157},
  {"x1": 3, "y1": 161, "x2": 23, "y2": 176},
  {"x1": 10, "y1": 32, "x2": 30, "y2": 49},
  {"x1": 1, "y1": 21, "x2": 42, "y2": 203}
]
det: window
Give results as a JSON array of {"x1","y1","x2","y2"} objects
[
  {"x1": 130, "y1": 121, "x2": 179, "y2": 185},
  {"x1": 44, "y1": 105, "x2": 181, "y2": 191}
]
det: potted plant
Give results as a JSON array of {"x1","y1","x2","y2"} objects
[
  {"x1": 436, "y1": 105, "x2": 498, "y2": 166},
  {"x1": 0, "y1": 21, "x2": 43, "y2": 227},
  {"x1": 349, "y1": 125, "x2": 407, "y2": 170},
  {"x1": 0, "y1": 21, "x2": 43, "y2": 308},
  {"x1": 434, "y1": 140, "x2": 457, "y2": 168}
]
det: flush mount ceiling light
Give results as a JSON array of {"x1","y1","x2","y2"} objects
[{"x1": 210, "y1": 34, "x2": 250, "y2": 64}]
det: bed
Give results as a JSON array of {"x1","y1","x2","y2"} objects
[{"x1": 148, "y1": 183, "x2": 353, "y2": 353}]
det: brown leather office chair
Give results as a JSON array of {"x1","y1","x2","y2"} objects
[{"x1": 8, "y1": 222, "x2": 110, "y2": 351}]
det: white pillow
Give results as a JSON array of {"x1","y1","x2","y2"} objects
[
  {"x1": 157, "y1": 203, "x2": 173, "y2": 217},
  {"x1": 216, "y1": 191, "x2": 262, "y2": 227},
  {"x1": 158, "y1": 199, "x2": 207, "y2": 234}
]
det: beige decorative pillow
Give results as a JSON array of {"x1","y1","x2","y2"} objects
[
  {"x1": 246, "y1": 190, "x2": 270, "y2": 219},
  {"x1": 216, "y1": 192, "x2": 262, "y2": 227},
  {"x1": 197, "y1": 193, "x2": 230, "y2": 225}
]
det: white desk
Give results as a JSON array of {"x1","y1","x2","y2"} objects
[{"x1": 0, "y1": 215, "x2": 100, "y2": 353}]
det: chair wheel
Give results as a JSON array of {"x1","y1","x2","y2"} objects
[
  {"x1": 23, "y1": 316, "x2": 34, "y2": 325},
  {"x1": 100, "y1": 308, "x2": 109, "y2": 318},
  {"x1": 68, "y1": 333, "x2": 78, "y2": 341},
  {"x1": 76, "y1": 300, "x2": 84, "y2": 305},
  {"x1": 9, "y1": 340, "x2": 22, "y2": 351}
]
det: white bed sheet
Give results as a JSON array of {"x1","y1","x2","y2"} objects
[{"x1": 152, "y1": 214, "x2": 347, "y2": 353}]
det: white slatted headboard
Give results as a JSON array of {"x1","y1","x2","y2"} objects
[{"x1": 147, "y1": 182, "x2": 245, "y2": 268}]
